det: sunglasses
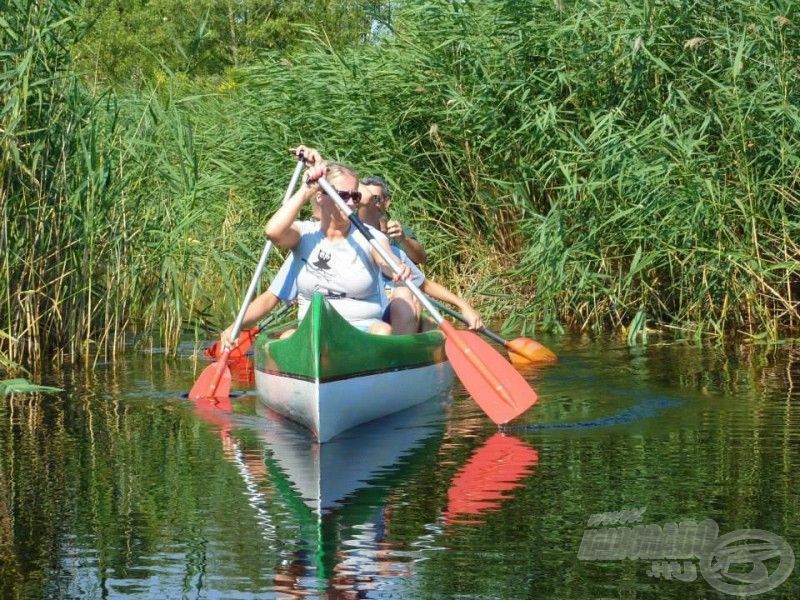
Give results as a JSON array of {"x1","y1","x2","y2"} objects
[{"x1": 324, "y1": 189, "x2": 362, "y2": 203}]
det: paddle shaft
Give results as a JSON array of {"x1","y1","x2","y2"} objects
[
  {"x1": 317, "y1": 178, "x2": 443, "y2": 322},
  {"x1": 227, "y1": 157, "x2": 305, "y2": 344},
  {"x1": 249, "y1": 304, "x2": 291, "y2": 341},
  {"x1": 192, "y1": 155, "x2": 304, "y2": 400},
  {"x1": 431, "y1": 298, "x2": 557, "y2": 366},
  {"x1": 431, "y1": 299, "x2": 506, "y2": 345},
  {"x1": 205, "y1": 303, "x2": 292, "y2": 360},
  {"x1": 317, "y1": 177, "x2": 517, "y2": 408}
]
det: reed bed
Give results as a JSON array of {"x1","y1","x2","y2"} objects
[
  {"x1": 2, "y1": 0, "x2": 799, "y2": 371},
  {"x1": 0, "y1": 1, "x2": 273, "y2": 368},
  {"x1": 234, "y1": 0, "x2": 800, "y2": 341}
]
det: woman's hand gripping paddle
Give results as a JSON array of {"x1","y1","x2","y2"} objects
[
  {"x1": 430, "y1": 300, "x2": 558, "y2": 366},
  {"x1": 203, "y1": 327, "x2": 258, "y2": 362},
  {"x1": 203, "y1": 304, "x2": 291, "y2": 361},
  {"x1": 317, "y1": 176, "x2": 538, "y2": 424},
  {"x1": 189, "y1": 156, "x2": 305, "y2": 400}
]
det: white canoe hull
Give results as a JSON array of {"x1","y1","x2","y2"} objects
[{"x1": 255, "y1": 361, "x2": 454, "y2": 443}]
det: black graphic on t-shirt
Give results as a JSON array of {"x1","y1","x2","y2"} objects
[
  {"x1": 312, "y1": 249, "x2": 331, "y2": 270},
  {"x1": 301, "y1": 256, "x2": 335, "y2": 284},
  {"x1": 301, "y1": 255, "x2": 344, "y2": 297}
]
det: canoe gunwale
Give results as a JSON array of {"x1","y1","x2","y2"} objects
[{"x1": 255, "y1": 356, "x2": 448, "y2": 383}]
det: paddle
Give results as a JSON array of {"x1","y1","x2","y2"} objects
[
  {"x1": 203, "y1": 304, "x2": 291, "y2": 361},
  {"x1": 317, "y1": 176, "x2": 538, "y2": 425},
  {"x1": 189, "y1": 156, "x2": 306, "y2": 400},
  {"x1": 203, "y1": 326, "x2": 258, "y2": 361},
  {"x1": 429, "y1": 300, "x2": 558, "y2": 365}
]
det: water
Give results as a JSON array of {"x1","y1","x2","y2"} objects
[{"x1": 1, "y1": 338, "x2": 799, "y2": 598}]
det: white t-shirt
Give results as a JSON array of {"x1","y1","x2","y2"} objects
[
  {"x1": 268, "y1": 253, "x2": 299, "y2": 303},
  {"x1": 288, "y1": 220, "x2": 389, "y2": 329},
  {"x1": 270, "y1": 240, "x2": 426, "y2": 302}
]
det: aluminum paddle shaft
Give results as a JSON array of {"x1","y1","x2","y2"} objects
[
  {"x1": 189, "y1": 156, "x2": 305, "y2": 401},
  {"x1": 430, "y1": 299, "x2": 558, "y2": 365},
  {"x1": 228, "y1": 157, "x2": 305, "y2": 345}
]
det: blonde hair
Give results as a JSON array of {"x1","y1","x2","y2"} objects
[
  {"x1": 313, "y1": 161, "x2": 358, "y2": 217},
  {"x1": 324, "y1": 161, "x2": 358, "y2": 181}
]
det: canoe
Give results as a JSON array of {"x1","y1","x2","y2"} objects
[{"x1": 254, "y1": 292, "x2": 454, "y2": 442}]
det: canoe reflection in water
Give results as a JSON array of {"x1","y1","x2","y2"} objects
[{"x1": 190, "y1": 396, "x2": 539, "y2": 597}]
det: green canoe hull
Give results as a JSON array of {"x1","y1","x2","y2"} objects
[{"x1": 254, "y1": 294, "x2": 454, "y2": 442}]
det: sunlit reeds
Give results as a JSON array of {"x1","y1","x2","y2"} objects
[
  {"x1": 2, "y1": 0, "x2": 799, "y2": 371},
  {"x1": 237, "y1": 0, "x2": 800, "y2": 342},
  {"x1": 1, "y1": 1, "x2": 280, "y2": 368}
]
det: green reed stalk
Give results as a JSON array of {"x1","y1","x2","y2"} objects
[{"x1": 231, "y1": 0, "x2": 799, "y2": 343}]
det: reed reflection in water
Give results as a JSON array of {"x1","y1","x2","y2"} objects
[{"x1": 0, "y1": 340, "x2": 798, "y2": 598}]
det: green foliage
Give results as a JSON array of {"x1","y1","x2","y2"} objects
[
  {"x1": 234, "y1": 0, "x2": 800, "y2": 341},
  {"x1": 1, "y1": 0, "x2": 103, "y2": 365},
  {"x1": 73, "y1": 0, "x2": 390, "y2": 86},
  {"x1": 0, "y1": 379, "x2": 63, "y2": 395},
  {"x1": 1, "y1": 0, "x2": 254, "y2": 367},
  {"x1": 2, "y1": 0, "x2": 800, "y2": 370}
]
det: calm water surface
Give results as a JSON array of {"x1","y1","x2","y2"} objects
[{"x1": 1, "y1": 338, "x2": 798, "y2": 598}]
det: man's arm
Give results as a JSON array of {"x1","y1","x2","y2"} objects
[
  {"x1": 385, "y1": 220, "x2": 427, "y2": 264},
  {"x1": 420, "y1": 279, "x2": 483, "y2": 330}
]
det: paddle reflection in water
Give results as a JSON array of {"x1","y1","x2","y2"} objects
[{"x1": 443, "y1": 433, "x2": 539, "y2": 526}]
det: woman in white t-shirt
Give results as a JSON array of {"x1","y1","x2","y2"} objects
[{"x1": 265, "y1": 151, "x2": 410, "y2": 333}]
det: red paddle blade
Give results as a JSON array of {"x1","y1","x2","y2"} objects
[
  {"x1": 232, "y1": 333, "x2": 255, "y2": 357},
  {"x1": 442, "y1": 322, "x2": 538, "y2": 424},
  {"x1": 203, "y1": 327, "x2": 258, "y2": 361},
  {"x1": 445, "y1": 433, "x2": 539, "y2": 524},
  {"x1": 506, "y1": 337, "x2": 558, "y2": 366},
  {"x1": 188, "y1": 358, "x2": 232, "y2": 400},
  {"x1": 229, "y1": 357, "x2": 255, "y2": 385}
]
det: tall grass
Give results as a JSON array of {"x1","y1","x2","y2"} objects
[
  {"x1": 1, "y1": 0, "x2": 97, "y2": 368},
  {"x1": 0, "y1": 1, "x2": 274, "y2": 369},
  {"x1": 238, "y1": 0, "x2": 800, "y2": 341},
  {"x1": 2, "y1": 0, "x2": 799, "y2": 371}
]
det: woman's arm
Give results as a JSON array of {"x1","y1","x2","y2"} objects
[
  {"x1": 264, "y1": 185, "x2": 309, "y2": 249},
  {"x1": 220, "y1": 291, "x2": 282, "y2": 348},
  {"x1": 370, "y1": 238, "x2": 411, "y2": 282},
  {"x1": 265, "y1": 147, "x2": 324, "y2": 248},
  {"x1": 420, "y1": 279, "x2": 483, "y2": 330}
]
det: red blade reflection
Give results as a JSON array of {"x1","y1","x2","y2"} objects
[
  {"x1": 444, "y1": 433, "x2": 539, "y2": 525},
  {"x1": 191, "y1": 391, "x2": 234, "y2": 442}
]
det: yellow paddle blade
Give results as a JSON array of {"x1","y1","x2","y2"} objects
[{"x1": 506, "y1": 337, "x2": 559, "y2": 366}]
